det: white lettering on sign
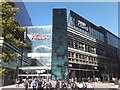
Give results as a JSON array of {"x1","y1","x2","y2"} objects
[
  {"x1": 31, "y1": 33, "x2": 50, "y2": 40},
  {"x1": 77, "y1": 20, "x2": 88, "y2": 31}
]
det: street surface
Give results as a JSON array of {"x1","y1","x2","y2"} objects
[{"x1": 0, "y1": 82, "x2": 118, "y2": 90}]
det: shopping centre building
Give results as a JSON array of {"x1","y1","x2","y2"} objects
[
  {"x1": 19, "y1": 9, "x2": 120, "y2": 82},
  {"x1": 0, "y1": 1, "x2": 32, "y2": 86},
  {"x1": 52, "y1": 9, "x2": 120, "y2": 82},
  {"x1": 67, "y1": 10, "x2": 120, "y2": 82},
  {"x1": 1, "y1": 1, "x2": 120, "y2": 86}
]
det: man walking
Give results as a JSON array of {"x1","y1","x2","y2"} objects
[
  {"x1": 24, "y1": 78, "x2": 29, "y2": 90},
  {"x1": 31, "y1": 78, "x2": 37, "y2": 90}
]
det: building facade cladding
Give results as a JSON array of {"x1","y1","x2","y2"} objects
[
  {"x1": 67, "y1": 10, "x2": 119, "y2": 82},
  {"x1": 15, "y1": 2, "x2": 32, "y2": 26},
  {"x1": 14, "y1": 1, "x2": 33, "y2": 66},
  {"x1": 0, "y1": 1, "x2": 32, "y2": 86},
  {"x1": 52, "y1": 9, "x2": 69, "y2": 81},
  {"x1": 118, "y1": 1, "x2": 120, "y2": 77},
  {"x1": 26, "y1": 26, "x2": 52, "y2": 66}
]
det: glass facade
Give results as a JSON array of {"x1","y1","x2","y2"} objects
[
  {"x1": 27, "y1": 26, "x2": 52, "y2": 66},
  {"x1": 89, "y1": 27, "x2": 104, "y2": 42},
  {"x1": 67, "y1": 10, "x2": 119, "y2": 82},
  {"x1": 68, "y1": 39, "x2": 96, "y2": 54},
  {"x1": 68, "y1": 10, "x2": 105, "y2": 42},
  {"x1": 68, "y1": 51, "x2": 97, "y2": 66},
  {"x1": 15, "y1": 2, "x2": 32, "y2": 26}
]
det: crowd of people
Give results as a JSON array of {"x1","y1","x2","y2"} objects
[
  {"x1": 15, "y1": 77, "x2": 99, "y2": 90},
  {"x1": 112, "y1": 77, "x2": 120, "y2": 89},
  {"x1": 16, "y1": 77, "x2": 52, "y2": 90},
  {"x1": 15, "y1": 76, "x2": 120, "y2": 90},
  {"x1": 22, "y1": 78, "x2": 81, "y2": 90}
]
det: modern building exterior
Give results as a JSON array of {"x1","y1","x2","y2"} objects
[
  {"x1": 0, "y1": 1, "x2": 32, "y2": 86},
  {"x1": 15, "y1": 1, "x2": 32, "y2": 67},
  {"x1": 26, "y1": 26, "x2": 52, "y2": 67},
  {"x1": 52, "y1": 9, "x2": 120, "y2": 82},
  {"x1": 18, "y1": 26, "x2": 52, "y2": 79},
  {"x1": 67, "y1": 10, "x2": 120, "y2": 82},
  {"x1": 118, "y1": 1, "x2": 120, "y2": 77},
  {"x1": 19, "y1": 8, "x2": 120, "y2": 82},
  {"x1": 15, "y1": 1, "x2": 32, "y2": 27}
]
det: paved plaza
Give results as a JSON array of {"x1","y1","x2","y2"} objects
[{"x1": 0, "y1": 82, "x2": 118, "y2": 90}]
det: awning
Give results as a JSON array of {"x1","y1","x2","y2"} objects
[{"x1": 19, "y1": 66, "x2": 51, "y2": 70}]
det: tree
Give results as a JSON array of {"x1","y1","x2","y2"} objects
[{"x1": 0, "y1": 1, "x2": 27, "y2": 76}]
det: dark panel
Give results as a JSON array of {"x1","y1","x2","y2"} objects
[{"x1": 52, "y1": 9, "x2": 69, "y2": 81}]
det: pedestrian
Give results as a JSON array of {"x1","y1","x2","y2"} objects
[
  {"x1": 118, "y1": 78, "x2": 120, "y2": 88},
  {"x1": 46, "y1": 81, "x2": 52, "y2": 90},
  {"x1": 24, "y1": 78, "x2": 29, "y2": 90},
  {"x1": 67, "y1": 83, "x2": 72, "y2": 90},
  {"x1": 87, "y1": 77, "x2": 93, "y2": 88},
  {"x1": 16, "y1": 78, "x2": 20, "y2": 87},
  {"x1": 114, "y1": 78, "x2": 119, "y2": 89},
  {"x1": 36, "y1": 81, "x2": 43, "y2": 90},
  {"x1": 82, "y1": 78, "x2": 87, "y2": 88},
  {"x1": 61, "y1": 83, "x2": 67, "y2": 90},
  {"x1": 91, "y1": 76, "x2": 95, "y2": 88},
  {"x1": 112, "y1": 77, "x2": 115, "y2": 83},
  {"x1": 55, "y1": 81, "x2": 60, "y2": 90},
  {"x1": 31, "y1": 78, "x2": 37, "y2": 90}
]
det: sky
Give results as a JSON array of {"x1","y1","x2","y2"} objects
[{"x1": 23, "y1": 2, "x2": 118, "y2": 36}]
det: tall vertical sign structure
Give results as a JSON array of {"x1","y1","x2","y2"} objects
[{"x1": 52, "y1": 9, "x2": 69, "y2": 81}]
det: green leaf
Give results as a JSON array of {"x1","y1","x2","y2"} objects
[{"x1": 1, "y1": 1, "x2": 28, "y2": 64}]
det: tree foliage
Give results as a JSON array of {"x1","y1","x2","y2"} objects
[
  {"x1": 0, "y1": 66, "x2": 6, "y2": 78},
  {"x1": 0, "y1": 1, "x2": 27, "y2": 63}
]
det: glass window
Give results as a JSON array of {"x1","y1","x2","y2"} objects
[
  {"x1": 68, "y1": 51, "x2": 70, "y2": 57},
  {"x1": 79, "y1": 42, "x2": 85, "y2": 51},
  {"x1": 80, "y1": 54, "x2": 84, "y2": 59},
  {"x1": 96, "y1": 31, "x2": 99, "y2": 40},
  {"x1": 94, "y1": 30, "x2": 97, "y2": 39},
  {"x1": 101, "y1": 34, "x2": 104, "y2": 41},
  {"x1": 68, "y1": 40, "x2": 71, "y2": 47},
  {"x1": 72, "y1": 52, "x2": 74, "y2": 58},
  {"x1": 91, "y1": 47, "x2": 96, "y2": 54},
  {"x1": 73, "y1": 41, "x2": 75, "y2": 48},
  {"x1": 69, "y1": 40, "x2": 74, "y2": 48},
  {"x1": 76, "y1": 53, "x2": 79, "y2": 58},
  {"x1": 75, "y1": 41, "x2": 78, "y2": 49},
  {"x1": 85, "y1": 45, "x2": 90, "y2": 52},
  {"x1": 84, "y1": 55, "x2": 87, "y2": 61},
  {"x1": 91, "y1": 28, "x2": 93, "y2": 37}
]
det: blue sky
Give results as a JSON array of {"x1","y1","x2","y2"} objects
[{"x1": 24, "y1": 2, "x2": 118, "y2": 36}]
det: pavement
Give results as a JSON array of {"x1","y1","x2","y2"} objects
[{"x1": 0, "y1": 82, "x2": 119, "y2": 90}]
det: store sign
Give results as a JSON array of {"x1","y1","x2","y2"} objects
[
  {"x1": 70, "y1": 10, "x2": 89, "y2": 31},
  {"x1": 31, "y1": 33, "x2": 50, "y2": 40},
  {"x1": 76, "y1": 20, "x2": 89, "y2": 31}
]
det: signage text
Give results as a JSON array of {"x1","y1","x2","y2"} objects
[
  {"x1": 31, "y1": 33, "x2": 50, "y2": 40},
  {"x1": 76, "y1": 20, "x2": 89, "y2": 31}
]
